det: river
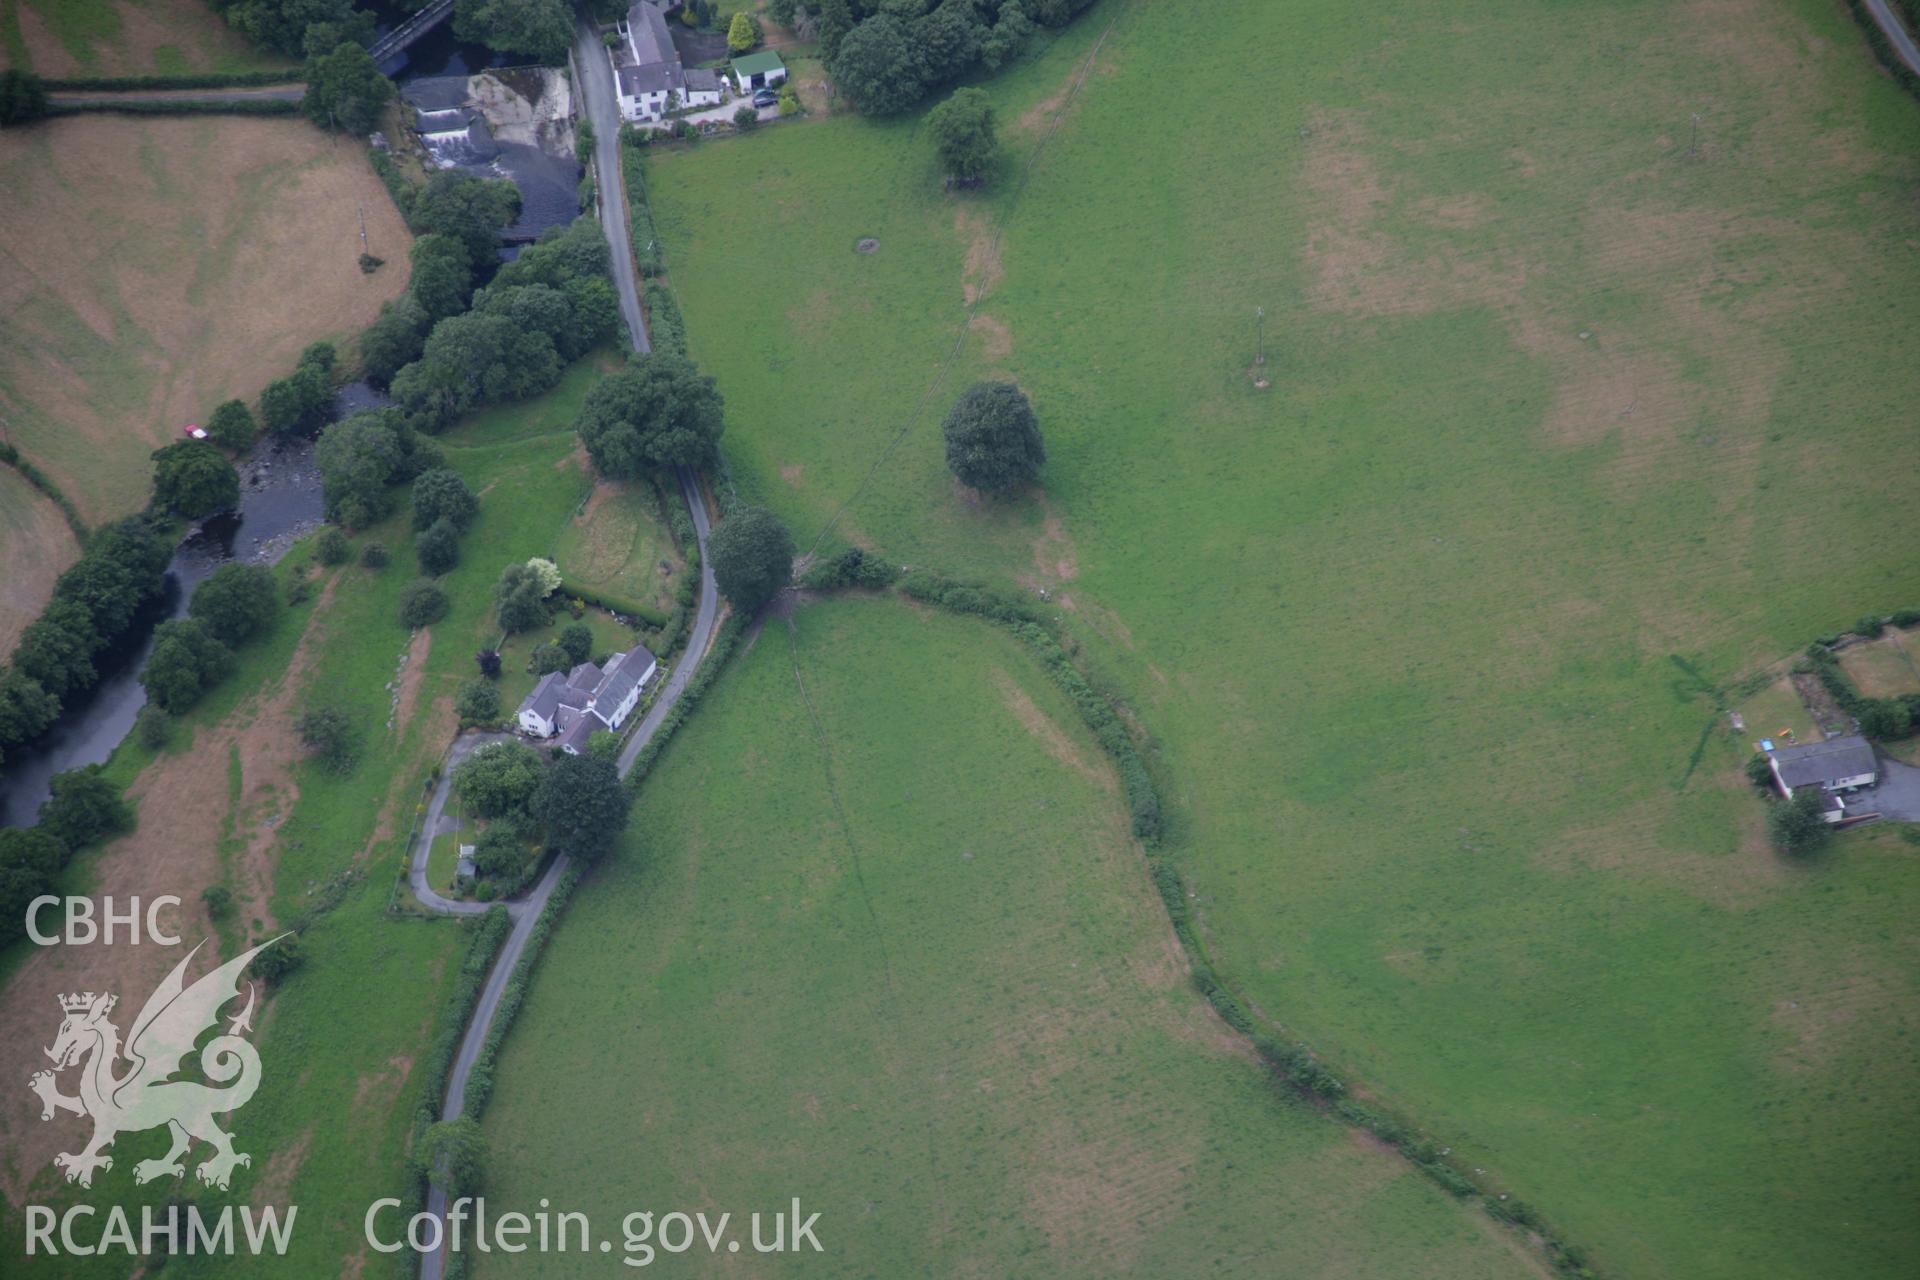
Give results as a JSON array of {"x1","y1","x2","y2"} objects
[{"x1": 0, "y1": 385, "x2": 390, "y2": 827}]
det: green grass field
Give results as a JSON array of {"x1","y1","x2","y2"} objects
[
  {"x1": 634, "y1": 1, "x2": 1920, "y2": 1275},
  {"x1": 479, "y1": 597, "x2": 1539, "y2": 1278}
]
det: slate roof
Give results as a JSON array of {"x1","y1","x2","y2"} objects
[
  {"x1": 1770, "y1": 735, "x2": 1877, "y2": 789},
  {"x1": 619, "y1": 62, "x2": 682, "y2": 97},
  {"x1": 518, "y1": 646, "x2": 658, "y2": 733},
  {"x1": 523, "y1": 672, "x2": 568, "y2": 724},
  {"x1": 684, "y1": 67, "x2": 722, "y2": 94},
  {"x1": 626, "y1": 1, "x2": 675, "y2": 67},
  {"x1": 558, "y1": 714, "x2": 599, "y2": 755}
]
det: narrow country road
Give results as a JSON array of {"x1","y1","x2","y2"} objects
[
  {"x1": 1863, "y1": 0, "x2": 1920, "y2": 76},
  {"x1": 413, "y1": 18, "x2": 715, "y2": 1279},
  {"x1": 571, "y1": 18, "x2": 651, "y2": 355}
]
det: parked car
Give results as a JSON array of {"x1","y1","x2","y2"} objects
[{"x1": 752, "y1": 88, "x2": 779, "y2": 108}]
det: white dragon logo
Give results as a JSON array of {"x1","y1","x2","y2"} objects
[{"x1": 28, "y1": 936, "x2": 285, "y2": 1190}]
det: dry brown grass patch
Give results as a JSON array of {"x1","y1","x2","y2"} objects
[
  {"x1": 6, "y1": 0, "x2": 270, "y2": 77},
  {"x1": 0, "y1": 466, "x2": 81, "y2": 653},
  {"x1": 0, "y1": 116, "x2": 410, "y2": 522}
]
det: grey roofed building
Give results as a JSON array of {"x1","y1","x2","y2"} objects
[
  {"x1": 557, "y1": 714, "x2": 599, "y2": 756},
  {"x1": 618, "y1": 61, "x2": 683, "y2": 97},
  {"x1": 683, "y1": 67, "x2": 722, "y2": 94},
  {"x1": 1768, "y1": 734, "x2": 1878, "y2": 792},
  {"x1": 523, "y1": 672, "x2": 567, "y2": 726},
  {"x1": 626, "y1": 1, "x2": 675, "y2": 67}
]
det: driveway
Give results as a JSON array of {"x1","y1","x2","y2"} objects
[{"x1": 1853, "y1": 754, "x2": 1920, "y2": 822}]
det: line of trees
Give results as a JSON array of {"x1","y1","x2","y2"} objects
[
  {"x1": 0, "y1": 519, "x2": 172, "y2": 766},
  {"x1": 0, "y1": 766, "x2": 131, "y2": 947},
  {"x1": 788, "y1": 0, "x2": 1095, "y2": 117},
  {"x1": 141, "y1": 563, "x2": 283, "y2": 714}
]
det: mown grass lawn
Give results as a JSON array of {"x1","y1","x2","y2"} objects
[
  {"x1": 640, "y1": 1, "x2": 1920, "y2": 1275},
  {"x1": 478, "y1": 597, "x2": 1537, "y2": 1278}
]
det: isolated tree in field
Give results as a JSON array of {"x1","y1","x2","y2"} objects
[
  {"x1": 206, "y1": 399, "x2": 258, "y2": 452},
  {"x1": 151, "y1": 440, "x2": 240, "y2": 519},
  {"x1": 475, "y1": 648, "x2": 502, "y2": 678},
  {"x1": 575, "y1": 353, "x2": 725, "y2": 480},
  {"x1": 248, "y1": 934, "x2": 306, "y2": 984},
  {"x1": 1767, "y1": 788, "x2": 1831, "y2": 857},
  {"x1": 397, "y1": 579, "x2": 450, "y2": 628},
  {"x1": 189, "y1": 563, "x2": 279, "y2": 646},
  {"x1": 454, "y1": 741, "x2": 544, "y2": 818},
  {"x1": 416, "y1": 518, "x2": 461, "y2": 576},
  {"x1": 709, "y1": 505, "x2": 794, "y2": 614},
  {"x1": 296, "y1": 704, "x2": 357, "y2": 773},
  {"x1": 315, "y1": 526, "x2": 350, "y2": 566},
  {"x1": 727, "y1": 10, "x2": 760, "y2": 52},
  {"x1": 0, "y1": 70, "x2": 50, "y2": 126},
  {"x1": 140, "y1": 619, "x2": 231, "y2": 714},
  {"x1": 534, "y1": 753, "x2": 629, "y2": 862},
  {"x1": 927, "y1": 87, "x2": 997, "y2": 185},
  {"x1": 411, "y1": 468, "x2": 479, "y2": 532},
  {"x1": 303, "y1": 41, "x2": 392, "y2": 134},
  {"x1": 942, "y1": 381, "x2": 1045, "y2": 493}
]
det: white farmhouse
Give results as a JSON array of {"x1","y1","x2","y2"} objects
[
  {"x1": 613, "y1": 2, "x2": 694, "y2": 123},
  {"x1": 515, "y1": 645, "x2": 659, "y2": 754},
  {"x1": 1767, "y1": 734, "x2": 1878, "y2": 824}
]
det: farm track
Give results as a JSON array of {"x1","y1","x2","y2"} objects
[{"x1": 408, "y1": 19, "x2": 717, "y2": 1277}]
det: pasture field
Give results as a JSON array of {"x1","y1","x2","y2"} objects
[
  {"x1": 0, "y1": 361, "x2": 673, "y2": 1275},
  {"x1": 0, "y1": 0, "x2": 288, "y2": 77},
  {"x1": 1839, "y1": 627, "x2": 1920, "y2": 698},
  {"x1": 0, "y1": 115, "x2": 410, "y2": 531},
  {"x1": 478, "y1": 597, "x2": 1540, "y2": 1279},
  {"x1": 550, "y1": 476, "x2": 688, "y2": 619},
  {"x1": 0, "y1": 466, "x2": 79, "y2": 656},
  {"x1": 642, "y1": 1, "x2": 1920, "y2": 1276}
]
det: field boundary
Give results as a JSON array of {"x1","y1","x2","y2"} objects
[
  {"x1": 0, "y1": 443, "x2": 89, "y2": 543},
  {"x1": 870, "y1": 572, "x2": 1599, "y2": 1277},
  {"x1": 41, "y1": 70, "x2": 302, "y2": 91}
]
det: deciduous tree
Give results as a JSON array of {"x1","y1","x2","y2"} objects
[
  {"x1": 709, "y1": 505, "x2": 794, "y2": 614},
  {"x1": 942, "y1": 380, "x2": 1044, "y2": 493}
]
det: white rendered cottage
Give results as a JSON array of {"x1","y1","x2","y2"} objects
[{"x1": 516, "y1": 646, "x2": 659, "y2": 753}]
